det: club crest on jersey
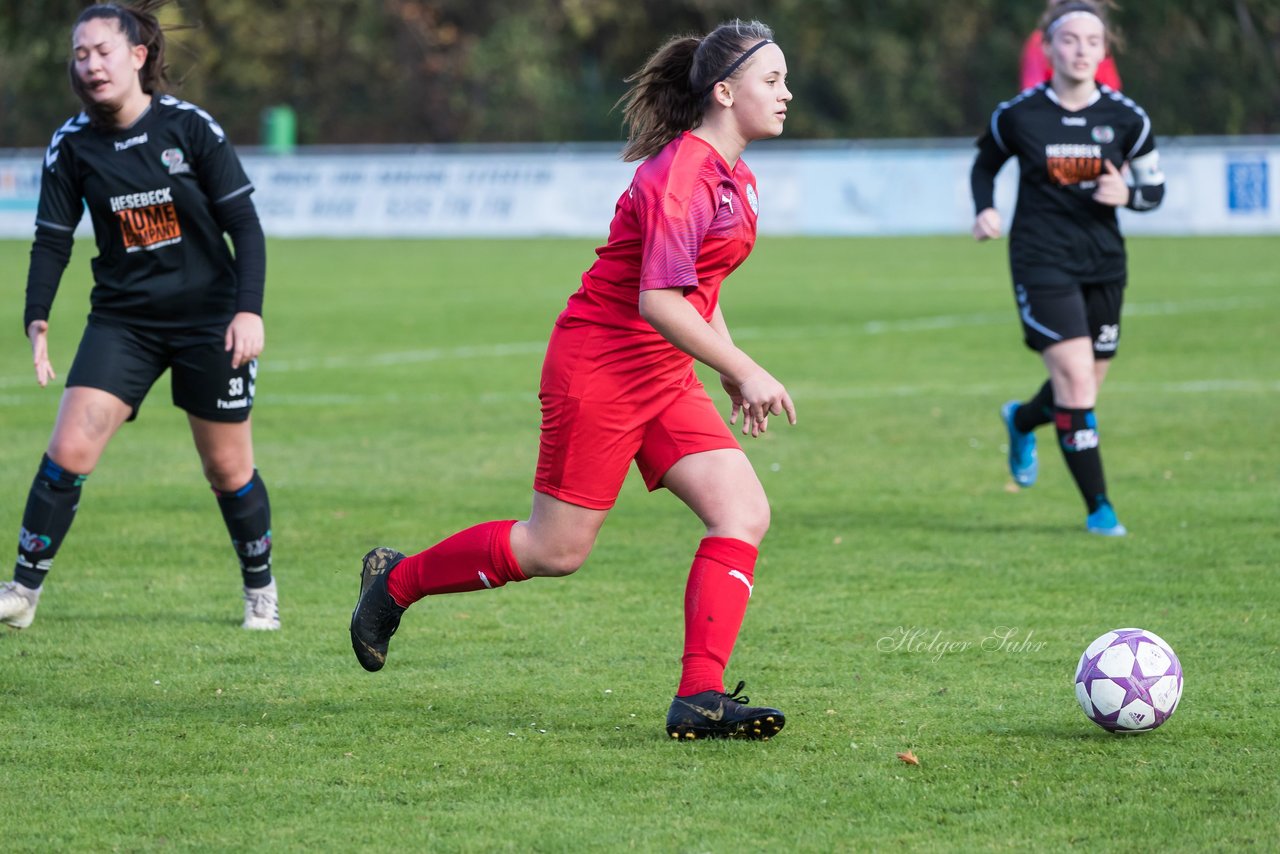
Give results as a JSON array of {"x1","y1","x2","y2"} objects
[
  {"x1": 746, "y1": 183, "x2": 759, "y2": 215},
  {"x1": 161, "y1": 148, "x2": 192, "y2": 175},
  {"x1": 1091, "y1": 125, "x2": 1115, "y2": 144}
]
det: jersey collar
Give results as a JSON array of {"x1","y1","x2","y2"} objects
[{"x1": 1044, "y1": 86, "x2": 1102, "y2": 112}]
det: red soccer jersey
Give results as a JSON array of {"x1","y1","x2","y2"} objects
[{"x1": 558, "y1": 131, "x2": 759, "y2": 340}]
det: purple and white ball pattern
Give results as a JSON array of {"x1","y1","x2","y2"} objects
[{"x1": 1074, "y1": 628, "x2": 1183, "y2": 733}]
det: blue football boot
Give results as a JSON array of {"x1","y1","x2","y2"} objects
[
  {"x1": 1086, "y1": 499, "x2": 1128, "y2": 537},
  {"x1": 1001, "y1": 400, "x2": 1038, "y2": 487}
]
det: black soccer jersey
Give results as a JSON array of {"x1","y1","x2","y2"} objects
[
  {"x1": 972, "y1": 84, "x2": 1158, "y2": 284},
  {"x1": 34, "y1": 94, "x2": 254, "y2": 329}
]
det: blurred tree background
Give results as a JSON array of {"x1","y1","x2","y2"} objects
[{"x1": 1, "y1": 0, "x2": 1277, "y2": 148}]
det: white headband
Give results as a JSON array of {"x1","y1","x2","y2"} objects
[{"x1": 1047, "y1": 10, "x2": 1104, "y2": 38}]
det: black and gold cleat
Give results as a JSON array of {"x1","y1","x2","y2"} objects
[
  {"x1": 665, "y1": 681, "x2": 785, "y2": 741},
  {"x1": 350, "y1": 547, "x2": 408, "y2": 672}
]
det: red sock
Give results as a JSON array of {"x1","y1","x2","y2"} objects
[
  {"x1": 386, "y1": 520, "x2": 527, "y2": 606},
  {"x1": 677, "y1": 537, "x2": 758, "y2": 697}
]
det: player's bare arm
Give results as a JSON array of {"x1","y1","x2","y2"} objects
[{"x1": 639, "y1": 288, "x2": 796, "y2": 436}]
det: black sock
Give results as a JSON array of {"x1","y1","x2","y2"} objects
[
  {"x1": 1054, "y1": 407, "x2": 1107, "y2": 513},
  {"x1": 214, "y1": 470, "x2": 273, "y2": 589},
  {"x1": 14, "y1": 454, "x2": 88, "y2": 589},
  {"x1": 1013, "y1": 381, "x2": 1055, "y2": 433}
]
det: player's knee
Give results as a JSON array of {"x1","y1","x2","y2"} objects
[
  {"x1": 709, "y1": 494, "x2": 771, "y2": 545},
  {"x1": 201, "y1": 455, "x2": 254, "y2": 493},
  {"x1": 739, "y1": 496, "x2": 772, "y2": 543},
  {"x1": 529, "y1": 547, "x2": 588, "y2": 581},
  {"x1": 1055, "y1": 374, "x2": 1098, "y2": 408},
  {"x1": 44, "y1": 440, "x2": 97, "y2": 476}
]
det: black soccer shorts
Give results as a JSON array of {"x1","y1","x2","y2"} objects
[
  {"x1": 65, "y1": 317, "x2": 256, "y2": 422},
  {"x1": 1010, "y1": 277, "x2": 1125, "y2": 359}
]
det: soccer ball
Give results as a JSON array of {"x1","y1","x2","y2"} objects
[{"x1": 1074, "y1": 628, "x2": 1183, "y2": 733}]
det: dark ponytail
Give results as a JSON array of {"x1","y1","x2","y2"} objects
[
  {"x1": 69, "y1": 1, "x2": 174, "y2": 123},
  {"x1": 617, "y1": 19, "x2": 775, "y2": 162}
]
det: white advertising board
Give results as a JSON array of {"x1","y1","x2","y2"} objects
[{"x1": 2, "y1": 138, "x2": 1275, "y2": 239}]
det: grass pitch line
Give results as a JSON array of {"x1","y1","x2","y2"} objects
[{"x1": 0, "y1": 295, "x2": 1268, "y2": 389}]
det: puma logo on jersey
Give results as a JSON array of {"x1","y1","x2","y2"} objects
[{"x1": 721, "y1": 192, "x2": 733, "y2": 213}]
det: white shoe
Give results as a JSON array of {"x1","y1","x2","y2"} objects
[
  {"x1": 0, "y1": 580, "x2": 42, "y2": 629},
  {"x1": 242, "y1": 579, "x2": 280, "y2": 630}
]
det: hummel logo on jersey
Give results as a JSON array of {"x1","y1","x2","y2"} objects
[
  {"x1": 1061, "y1": 116, "x2": 1086, "y2": 126},
  {"x1": 114, "y1": 133, "x2": 148, "y2": 152}
]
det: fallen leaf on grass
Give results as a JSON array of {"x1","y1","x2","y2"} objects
[{"x1": 896, "y1": 750, "x2": 920, "y2": 766}]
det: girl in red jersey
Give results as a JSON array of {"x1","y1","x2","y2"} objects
[{"x1": 351, "y1": 19, "x2": 795, "y2": 741}]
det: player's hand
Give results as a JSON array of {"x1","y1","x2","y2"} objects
[
  {"x1": 1093, "y1": 160, "x2": 1131, "y2": 207},
  {"x1": 731, "y1": 369, "x2": 797, "y2": 438},
  {"x1": 27, "y1": 320, "x2": 55, "y2": 387},
  {"x1": 225, "y1": 312, "x2": 265, "y2": 369},
  {"x1": 972, "y1": 207, "x2": 1002, "y2": 241}
]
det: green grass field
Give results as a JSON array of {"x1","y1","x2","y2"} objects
[{"x1": 1, "y1": 235, "x2": 1276, "y2": 851}]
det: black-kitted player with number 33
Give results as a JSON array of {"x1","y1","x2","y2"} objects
[
  {"x1": 971, "y1": 0, "x2": 1165, "y2": 536},
  {"x1": 1, "y1": 1, "x2": 280, "y2": 631}
]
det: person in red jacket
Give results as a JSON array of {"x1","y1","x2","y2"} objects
[
  {"x1": 350, "y1": 19, "x2": 795, "y2": 741},
  {"x1": 1021, "y1": 0, "x2": 1122, "y2": 90}
]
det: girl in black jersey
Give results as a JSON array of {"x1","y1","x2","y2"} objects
[
  {"x1": 971, "y1": 0, "x2": 1165, "y2": 536},
  {"x1": 0, "y1": 1, "x2": 279, "y2": 630}
]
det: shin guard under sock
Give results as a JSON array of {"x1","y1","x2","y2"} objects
[
  {"x1": 386, "y1": 520, "x2": 527, "y2": 606},
  {"x1": 214, "y1": 470, "x2": 273, "y2": 588},
  {"x1": 14, "y1": 455, "x2": 87, "y2": 589},
  {"x1": 1055, "y1": 407, "x2": 1108, "y2": 513},
  {"x1": 678, "y1": 537, "x2": 759, "y2": 697}
]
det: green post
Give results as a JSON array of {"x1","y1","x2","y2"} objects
[{"x1": 260, "y1": 105, "x2": 296, "y2": 154}]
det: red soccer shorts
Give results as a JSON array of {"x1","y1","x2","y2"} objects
[{"x1": 534, "y1": 322, "x2": 741, "y2": 510}]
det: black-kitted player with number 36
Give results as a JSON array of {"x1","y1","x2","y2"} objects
[
  {"x1": 1, "y1": 1, "x2": 279, "y2": 631},
  {"x1": 971, "y1": 0, "x2": 1165, "y2": 536}
]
